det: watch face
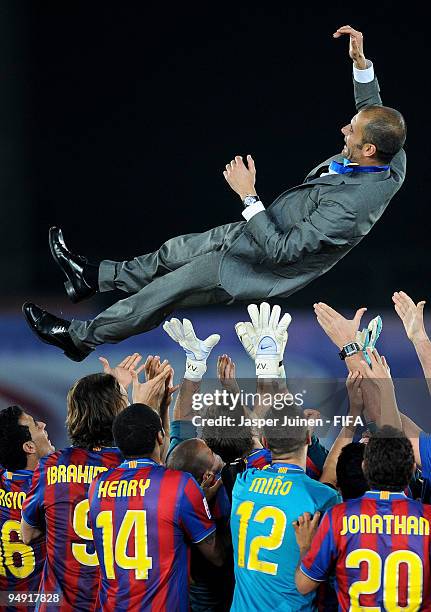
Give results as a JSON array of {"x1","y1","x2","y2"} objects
[
  {"x1": 244, "y1": 196, "x2": 258, "y2": 206},
  {"x1": 345, "y1": 343, "x2": 360, "y2": 355}
]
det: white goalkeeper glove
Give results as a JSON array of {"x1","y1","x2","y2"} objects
[
  {"x1": 163, "y1": 318, "x2": 220, "y2": 381},
  {"x1": 235, "y1": 302, "x2": 292, "y2": 378}
]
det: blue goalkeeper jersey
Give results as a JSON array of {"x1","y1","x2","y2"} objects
[{"x1": 230, "y1": 463, "x2": 341, "y2": 612}]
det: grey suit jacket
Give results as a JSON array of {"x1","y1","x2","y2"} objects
[{"x1": 219, "y1": 76, "x2": 406, "y2": 299}]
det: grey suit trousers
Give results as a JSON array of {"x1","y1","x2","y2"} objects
[{"x1": 68, "y1": 224, "x2": 241, "y2": 351}]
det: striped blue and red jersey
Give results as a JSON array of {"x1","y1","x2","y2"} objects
[
  {"x1": 301, "y1": 490, "x2": 431, "y2": 611},
  {"x1": 21, "y1": 446, "x2": 122, "y2": 611},
  {"x1": 88, "y1": 457, "x2": 216, "y2": 612},
  {"x1": 0, "y1": 469, "x2": 46, "y2": 612}
]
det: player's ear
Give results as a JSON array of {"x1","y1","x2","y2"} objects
[
  {"x1": 23, "y1": 440, "x2": 36, "y2": 455},
  {"x1": 306, "y1": 431, "x2": 312, "y2": 446},
  {"x1": 362, "y1": 142, "x2": 377, "y2": 159},
  {"x1": 157, "y1": 430, "x2": 164, "y2": 446}
]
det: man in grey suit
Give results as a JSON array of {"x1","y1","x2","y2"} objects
[{"x1": 23, "y1": 25, "x2": 406, "y2": 361}]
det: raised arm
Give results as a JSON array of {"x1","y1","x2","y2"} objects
[
  {"x1": 333, "y1": 25, "x2": 382, "y2": 110},
  {"x1": 393, "y1": 291, "x2": 431, "y2": 395},
  {"x1": 163, "y1": 317, "x2": 220, "y2": 421},
  {"x1": 319, "y1": 370, "x2": 363, "y2": 486}
]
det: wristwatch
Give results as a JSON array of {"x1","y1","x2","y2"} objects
[
  {"x1": 243, "y1": 194, "x2": 260, "y2": 208},
  {"x1": 339, "y1": 342, "x2": 361, "y2": 360}
]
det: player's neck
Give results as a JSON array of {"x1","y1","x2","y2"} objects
[
  {"x1": 271, "y1": 452, "x2": 306, "y2": 470},
  {"x1": 123, "y1": 451, "x2": 161, "y2": 464},
  {"x1": 25, "y1": 455, "x2": 38, "y2": 472}
]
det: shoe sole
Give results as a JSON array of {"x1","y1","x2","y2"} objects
[
  {"x1": 49, "y1": 228, "x2": 82, "y2": 304},
  {"x1": 22, "y1": 303, "x2": 87, "y2": 362}
]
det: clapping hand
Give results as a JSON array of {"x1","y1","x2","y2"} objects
[
  {"x1": 392, "y1": 291, "x2": 428, "y2": 344},
  {"x1": 217, "y1": 354, "x2": 240, "y2": 395},
  {"x1": 99, "y1": 352, "x2": 145, "y2": 389},
  {"x1": 346, "y1": 370, "x2": 364, "y2": 419},
  {"x1": 314, "y1": 302, "x2": 367, "y2": 350},
  {"x1": 142, "y1": 355, "x2": 179, "y2": 413},
  {"x1": 131, "y1": 361, "x2": 173, "y2": 411}
]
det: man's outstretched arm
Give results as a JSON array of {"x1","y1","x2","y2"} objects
[
  {"x1": 335, "y1": 25, "x2": 406, "y2": 183},
  {"x1": 393, "y1": 291, "x2": 431, "y2": 395},
  {"x1": 333, "y1": 25, "x2": 382, "y2": 110}
]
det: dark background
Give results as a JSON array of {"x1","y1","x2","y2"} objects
[{"x1": 0, "y1": 1, "x2": 428, "y2": 312}]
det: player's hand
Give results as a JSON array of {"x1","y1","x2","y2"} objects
[
  {"x1": 360, "y1": 349, "x2": 392, "y2": 384},
  {"x1": 160, "y1": 367, "x2": 180, "y2": 414},
  {"x1": 163, "y1": 317, "x2": 220, "y2": 380},
  {"x1": 236, "y1": 302, "x2": 292, "y2": 377},
  {"x1": 201, "y1": 474, "x2": 223, "y2": 502},
  {"x1": 98, "y1": 353, "x2": 144, "y2": 390},
  {"x1": 131, "y1": 361, "x2": 172, "y2": 411},
  {"x1": 392, "y1": 291, "x2": 428, "y2": 345},
  {"x1": 292, "y1": 511, "x2": 321, "y2": 554},
  {"x1": 333, "y1": 25, "x2": 366, "y2": 70},
  {"x1": 346, "y1": 370, "x2": 363, "y2": 418},
  {"x1": 217, "y1": 354, "x2": 240, "y2": 395},
  {"x1": 314, "y1": 302, "x2": 367, "y2": 350},
  {"x1": 223, "y1": 155, "x2": 257, "y2": 200},
  {"x1": 303, "y1": 409, "x2": 321, "y2": 435}
]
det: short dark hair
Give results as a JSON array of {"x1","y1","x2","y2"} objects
[
  {"x1": 113, "y1": 403, "x2": 162, "y2": 458},
  {"x1": 0, "y1": 406, "x2": 32, "y2": 470},
  {"x1": 336, "y1": 442, "x2": 368, "y2": 500},
  {"x1": 361, "y1": 105, "x2": 406, "y2": 164},
  {"x1": 263, "y1": 406, "x2": 309, "y2": 456},
  {"x1": 363, "y1": 426, "x2": 414, "y2": 492},
  {"x1": 166, "y1": 438, "x2": 211, "y2": 483},
  {"x1": 201, "y1": 405, "x2": 254, "y2": 463},
  {"x1": 66, "y1": 373, "x2": 125, "y2": 449}
]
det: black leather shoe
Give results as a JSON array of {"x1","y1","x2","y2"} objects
[
  {"x1": 22, "y1": 303, "x2": 89, "y2": 362},
  {"x1": 49, "y1": 227, "x2": 96, "y2": 303}
]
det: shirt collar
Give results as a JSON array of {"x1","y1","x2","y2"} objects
[
  {"x1": 3, "y1": 469, "x2": 34, "y2": 481},
  {"x1": 269, "y1": 462, "x2": 304, "y2": 473},
  {"x1": 119, "y1": 458, "x2": 160, "y2": 469},
  {"x1": 364, "y1": 489, "x2": 407, "y2": 500},
  {"x1": 329, "y1": 158, "x2": 390, "y2": 175}
]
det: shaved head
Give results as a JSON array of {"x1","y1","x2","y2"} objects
[{"x1": 167, "y1": 438, "x2": 220, "y2": 483}]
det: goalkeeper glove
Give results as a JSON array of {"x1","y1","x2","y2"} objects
[
  {"x1": 235, "y1": 302, "x2": 291, "y2": 378},
  {"x1": 163, "y1": 318, "x2": 220, "y2": 380}
]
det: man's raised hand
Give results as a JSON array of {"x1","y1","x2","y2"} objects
[
  {"x1": 131, "y1": 361, "x2": 172, "y2": 411},
  {"x1": 163, "y1": 317, "x2": 220, "y2": 380},
  {"x1": 314, "y1": 302, "x2": 367, "y2": 350},
  {"x1": 99, "y1": 352, "x2": 145, "y2": 389},
  {"x1": 392, "y1": 291, "x2": 428, "y2": 344},
  {"x1": 235, "y1": 302, "x2": 291, "y2": 378},
  {"x1": 217, "y1": 354, "x2": 240, "y2": 395},
  {"x1": 223, "y1": 155, "x2": 257, "y2": 200},
  {"x1": 333, "y1": 25, "x2": 367, "y2": 70}
]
